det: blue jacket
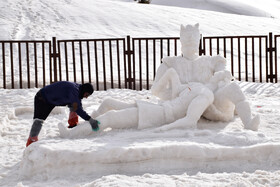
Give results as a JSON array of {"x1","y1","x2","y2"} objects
[{"x1": 41, "y1": 81, "x2": 91, "y2": 120}]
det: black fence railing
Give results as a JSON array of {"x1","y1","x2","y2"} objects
[
  {"x1": 0, "y1": 33, "x2": 279, "y2": 90},
  {"x1": 56, "y1": 38, "x2": 127, "y2": 91},
  {"x1": 0, "y1": 40, "x2": 52, "y2": 89},
  {"x1": 202, "y1": 35, "x2": 269, "y2": 82}
]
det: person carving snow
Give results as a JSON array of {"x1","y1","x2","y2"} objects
[
  {"x1": 58, "y1": 76, "x2": 214, "y2": 138},
  {"x1": 26, "y1": 81, "x2": 100, "y2": 147},
  {"x1": 151, "y1": 23, "x2": 260, "y2": 131}
]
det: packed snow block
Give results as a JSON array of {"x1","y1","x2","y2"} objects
[{"x1": 19, "y1": 129, "x2": 280, "y2": 179}]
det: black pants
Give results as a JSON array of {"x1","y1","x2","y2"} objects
[{"x1": 33, "y1": 90, "x2": 55, "y2": 120}]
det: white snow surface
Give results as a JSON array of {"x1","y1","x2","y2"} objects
[
  {"x1": 1, "y1": 0, "x2": 280, "y2": 186},
  {"x1": 1, "y1": 0, "x2": 280, "y2": 40}
]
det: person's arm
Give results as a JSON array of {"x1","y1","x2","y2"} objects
[
  {"x1": 75, "y1": 104, "x2": 90, "y2": 121},
  {"x1": 74, "y1": 102, "x2": 100, "y2": 131}
]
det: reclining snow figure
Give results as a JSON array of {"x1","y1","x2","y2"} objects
[
  {"x1": 151, "y1": 23, "x2": 260, "y2": 131},
  {"x1": 59, "y1": 78, "x2": 214, "y2": 138}
]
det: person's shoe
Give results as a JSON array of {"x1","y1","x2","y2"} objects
[{"x1": 26, "y1": 136, "x2": 38, "y2": 147}]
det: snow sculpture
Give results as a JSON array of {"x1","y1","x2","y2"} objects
[
  {"x1": 59, "y1": 75, "x2": 214, "y2": 138},
  {"x1": 151, "y1": 23, "x2": 260, "y2": 131}
]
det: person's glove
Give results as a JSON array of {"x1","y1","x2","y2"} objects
[
  {"x1": 26, "y1": 136, "x2": 38, "y2": 147},
  {"x1": 68, "y1": 111, "x2": 79, "y2": 128},
  {"x1": 89, "y1": 118, "x2": 100, "y2": 131}
]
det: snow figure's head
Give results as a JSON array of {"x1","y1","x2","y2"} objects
[{"x1": 180, "y1": 23, "x2": 200, "y2": 60}]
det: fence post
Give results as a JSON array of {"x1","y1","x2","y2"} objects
[
  {"x1": 125, "y1": 35, "x2": 133, "y2": 89},
  {"x1": 51, "y1": 37, "x2": 58, "y2": 83},
  {"x1": 267, "y1": 32, "x2": 276, "y2": 82},
  {"x1": 199, "y1": 34, "x2": 204, "y2": 55},
  {"x1": 199, "y1": 34, "x2": 203, "y2": 56}
]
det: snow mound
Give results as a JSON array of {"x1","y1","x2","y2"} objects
[{"x1": 20, "y1": 126, "x2": 280, "y2": 180}]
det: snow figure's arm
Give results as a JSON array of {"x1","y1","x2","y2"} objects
[
  {"x1": 206, "y1": 70, "x2": 233, "y2": 90},
  {"x1": 151, "y1": 68, "x2": 182, "y2": 100},
  {"x1": 152, "y1": 57, "x2": 170, "y2": 83}
]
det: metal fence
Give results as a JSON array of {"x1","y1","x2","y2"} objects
[
  {"x1": 0, "y1": 33, "x2": 279, "y2": 90},
  {"x1": 0, "y1": 40, "x2": 52, "y2": 89},
  {"x1": 56, "y1": 38, "x2": 127, "y2": 91}
]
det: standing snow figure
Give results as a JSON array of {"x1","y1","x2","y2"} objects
[
  {"x1": 151, "y1": 23, "x2": 260, "y2": 131},
  {"x1": 58, "y1": 76, "x2": 214, "y2": 138}
]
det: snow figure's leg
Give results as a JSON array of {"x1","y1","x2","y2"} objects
[
  {"x1": 96, "y1": 108, "x2": 138, "y2": 130},
  {"x1": 155, "y1": 89, "x2": 214, "y2": 132},
  {"x1": 58, "y1": 122, "x2": 92, "y2": 138},
  {"x1": 91, "y1": 98, "x2": 136, "y2": 118},
  {"x1": 215, "y1": 82, "x2": 246, "y2": 104},
  {"x1": 235, "y1": 101, "x2": 260, "y2": 131},
  {"x1": 151, "y1": 68, "x2": 182, "y2": 100},
  {"x1": 216, "y1": 82, "x2": 260, "y2": 131},
  {"x1": 59, "y1": 108, "x2": 139, "y2": 138}
]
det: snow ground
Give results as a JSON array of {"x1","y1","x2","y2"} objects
[{"x1": 1, "y1": 81, "x2": 280, "y2": 186}]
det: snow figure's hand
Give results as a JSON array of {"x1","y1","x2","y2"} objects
[
  {"x1": 153, "y1": 126, "x2": 168, "y2": 133},
  {"x1": 209, "y1": 70, "x2": 232, "y2": 90},
  {"x1": 222, "y1": 70, "x2": 233, "y2": 82},
  {"x1": 211, "y1": 70, "x2": 231, "y2": 83},
  {"x1": 153, "y1": 118, "x2": 195, "y2": 133},
  {"x1": 217, "y1": 70, "x2": 232, "y2": 88},
  {"x1": 211, "y1": 55, "x2": 227, "y2": 72},
  {"x1": 153, "y1": 121, "x2": 180, "y2": 132}
]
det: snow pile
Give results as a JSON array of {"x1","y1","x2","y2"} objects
[
  {"x1": 1, "y1": 81, "x2": 280, "y2": 186},
  {"x1": 1, "y1": 0, "x2": 280, "y2": 40},
  {"x1": 20, "y1": 127, "x2": 280, "y2": 179}
]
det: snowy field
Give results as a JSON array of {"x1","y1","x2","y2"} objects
[{"x1": 1, "y1": 0, "x2": 280, "y2": 186}]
